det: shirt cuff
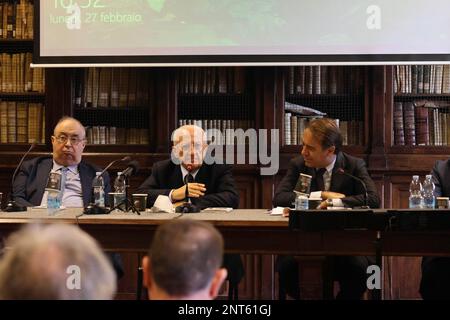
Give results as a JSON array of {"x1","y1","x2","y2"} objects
[
  {"x1": 169, "y1": 190, "x2": 174, "y2": 202},
  {"x1": 332, "y1": 199, "x2": 344, "y2": 207},
  {"x1": 310, "y1": 191, "x2": 322, "y2": 199}
]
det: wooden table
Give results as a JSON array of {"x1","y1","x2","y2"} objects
[{"x1": 1, "y1": 208, "x2": 449, "y2": 257}]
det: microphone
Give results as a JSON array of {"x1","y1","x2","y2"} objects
[
  {"x1": 121, "y1": 160, "x2": 139, "y2": 178},
  {"x1": 337, "y1": 168, "x2": 369, "y2": 209},
  {"x1": 84, "y1": 156, "x2": 130, "y2": 215},
  {"x1": 99, "y1": 156, "x2": 131, "y2": 178},
  {"x1": 5, "y1": 143, "x2": 36, "y2": 212},
  {"x1": 175, "y1": 174, "x2": 199, "y2": 213}
]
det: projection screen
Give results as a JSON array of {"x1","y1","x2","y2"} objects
[{"x1": 34, "y1": 0, "x2": 450, "y2": 66}]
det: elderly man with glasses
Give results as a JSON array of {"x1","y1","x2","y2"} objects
[
  {"x1": 11, "y1": 116, "x2": 124, "y2": 279},
  {"x1": 12, "y1": 116, "x2": 110, "y2": 208}
]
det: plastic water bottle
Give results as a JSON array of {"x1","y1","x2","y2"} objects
[
  {"x1": 409, "y1": 175, "x2": 423, "y2": 209},
  {"x1": 295, "y1": 194, "x2": 309, "y2": 210},
  {"x1": 113, "y1": 172, "x2": 126, "y2": 207},
  {"x1": 93, "y1": 172, "x2": 105, "y2": 207},
  {"x1": 47, "y1": 191, "x2": 61, "y2": 211},
  {"x1": 422, "y1": 174, "x2": 436, "y2": 209}
]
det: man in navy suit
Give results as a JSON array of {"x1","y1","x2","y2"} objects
[
  {"x1": 420, "y1": 158, "x2": 450, "y2": 299},
  {"x1": 12, "y1": 116, "x2": 122, "y2": 278},
  {"x1": 273, "y1": 118, "x2": 380, "y2": 300},
  {"x1": 136, "y1": 125, "x2": 243, "y2": 297}
]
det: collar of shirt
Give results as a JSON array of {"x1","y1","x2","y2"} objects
[
  {"x1": 52, "y1": 160, "x2": 78, "y2": 175},
  {"x1": 180, "y1": 165, "x2": 199, "y2": 181},
  {"x1": 324, "y1": 155, "x2": 337, "y2": 175}
]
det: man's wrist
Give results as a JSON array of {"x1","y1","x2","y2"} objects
[{"x1": 326, "y1": 198, "x2": 333, "y2": 207}]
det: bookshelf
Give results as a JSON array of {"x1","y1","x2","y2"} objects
[
  {"x1": 388, "y1": 65, "x2": 450, "y2": 153},
  {"x1": 71, "y1": 67, "x2": 154, "y2": 148},
  {"x1": 0, "y1": 0, "x2": 45, "y2": 148},
  {"x1": 176, "y1": 67, "x2": 256, "y2": 145},
  {"x1": 281, "y1": 66, "x2": 367, "y2": 154}
]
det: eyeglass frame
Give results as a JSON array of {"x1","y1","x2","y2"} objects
[{"x1": 52, "y1": 134, "x2": 86, "y2": 146}]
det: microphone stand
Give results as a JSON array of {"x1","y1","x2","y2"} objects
[
  {"x1": 4, "y1": 196, "x2": 27, "y2": 212},
  {"x1": 106, "y1": 176, "x2": 140, "y2": 215},
  {"x1": 5, "y1": 143, "x2": 35, "y2": 212}
]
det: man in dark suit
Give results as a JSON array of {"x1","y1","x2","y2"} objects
[
  {"x1": 12, "y1": 116, "x2": 122, "y2": 278},
  {"x1": 13, "y1": 116, "x2": 110, "y2": 207},
  {"x1": 420, "y1": 158, "x2": 450, "y2": 299},
  {"x1": 273, "y1": 118, "x2": 380, "y2": 300},
  {"x1": 137, "y1": 125, "x2": 239, "y2": 210},
  {"x1": 136, "y1": 125, "x2": 243, "y2": 297}
]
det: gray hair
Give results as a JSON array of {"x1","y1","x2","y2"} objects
[
  {"x1": 0, "y1": 223, "x2": 116, "y2": 300},
  {"x1": 172, "y1": 125, "x2": 207, "y2": 146}
]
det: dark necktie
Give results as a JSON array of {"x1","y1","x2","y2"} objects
[
  {"x1": 315, "y1": 168, "x2": 326, "y2": 191},
  {"x1": 184, "y1": 173, "x2": 194, "y2": 202},
  {"x1": 184, "y1": 173, "x2": 194, "y2": 184}
]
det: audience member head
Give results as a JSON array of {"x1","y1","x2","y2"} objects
[
  {"x1": 0, "y1": 223, "x2": 116, "y2": 300},
  {"x1": 142, "y1": 219, "x2": 227, "y2": 300}
]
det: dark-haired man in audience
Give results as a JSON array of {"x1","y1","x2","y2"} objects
[{"x1": 142, "y1": 219, "x2": 227, "y2": 300}]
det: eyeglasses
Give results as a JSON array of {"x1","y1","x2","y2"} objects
[{"x1": 53, "y1": 135, "x2": 85, "y2": 146}]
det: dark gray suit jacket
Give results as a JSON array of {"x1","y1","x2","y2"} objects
[
  {"x1": 273, "y1": 152, "x2": 380, "y2": 208},
  {"x1": 136, "y1": 159, "x2": 240, "y2": 210},
  {"x1": 12, "y1": 156, "x2": 111, "y2": 207}
]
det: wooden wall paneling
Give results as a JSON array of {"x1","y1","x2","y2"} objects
[
  {"x1": 44, "y1": 69, "x2": 73, "y2": 146},
  {"x1": 116, "y1": 252, "x2": 142, "y2": 300},
  {"x1": 154, "y1": 69, "x2": 177, "y2": 153},
  {"x1": 383, "y1": 256, "x2": 422, "y2": 300}
]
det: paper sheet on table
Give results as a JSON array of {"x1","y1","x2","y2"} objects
[
  {"x1": 269, "y1": 207, "x2": 286, "y2": 215},
  {"x1": 151, "y1": 195, "x2": 175, "y2": 213},
  {"x1": 202, "y1": 207, "x2": 233, "y2": 212}
]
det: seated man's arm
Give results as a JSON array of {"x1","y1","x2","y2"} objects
[
  {"x1": 12, "y1": 164, "x2": 34, "y2": 207},
  {"x1": 431, "y1": 160, "x2": 445, "y2": 197},
  {"x1": 135, "y1": 162, "x2": 172, "y2": 208},
  {"x1": 273, "y1": 159, "x2": 298, "y2": 208},
  {"x1": 341, "y1": 159, "x2": 381, "y2": 209},
  {"x1": 196, "y1": 165, "x2": 240, "y2": 209}
]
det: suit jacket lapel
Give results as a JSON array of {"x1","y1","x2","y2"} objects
[
  {"x1": 169, "y1": 164, "x2": 183, "y2": 188},
  {"x1": 330, "y1": 152, "x2": 345, "y2": 192},
  {"x1": 79, "y1": 162, "x2": 92, "y2": 206},
  {"x1": 35, "y1": 158, "x2": 53, "y2": 205},
  {"x1": 194, "y1": 165, "x2": 208, "y2": 185}
]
